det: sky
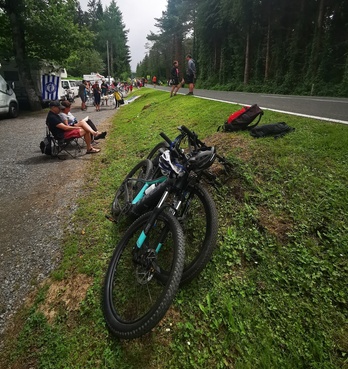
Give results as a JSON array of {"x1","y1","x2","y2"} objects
[{"x1": 79, "y1": 0, "x2": 168, "y2": 72}]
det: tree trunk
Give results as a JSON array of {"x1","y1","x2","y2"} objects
[
  {"x1": 6, "y1": 2, "x2": 42, "y2": 111},
  {"x1": 264, "y1": 18, "x2": 271, "y2": 81},
  {"x1": 308, "y1": 0, "x2": 325, "y2": 82},
  {"x1": 244, "y1": 30, "x2": 250, "y2": 84}
]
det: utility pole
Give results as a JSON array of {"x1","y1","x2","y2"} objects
[{"x1": 106, "y1": 40, "x2": 111, "y2": 84}]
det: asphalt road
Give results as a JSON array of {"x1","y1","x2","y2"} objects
[{"x1": 155, "y1": 85, "x2": 348, "y2": 124}]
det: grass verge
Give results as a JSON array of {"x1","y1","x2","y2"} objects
[{"x1": 1, "y1": 89, "x2": 347, "y2": 369}]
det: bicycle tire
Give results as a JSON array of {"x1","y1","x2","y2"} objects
[
  {"x1": 147, "y1": 141, "x2": 170, "y2": 161},
  {"x1": 177, "y1": 183, "x2": 218, "y2": 285},
  {"x1": 111, "y1": 159, "x2": 153, "y2": 219},
  {"x1": 103, "y1": 211, "x2": 185, "y2": 339}
]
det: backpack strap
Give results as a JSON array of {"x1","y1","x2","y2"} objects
[{"x1": 246, "y1": 113, "x2": 263, "y2": 130}]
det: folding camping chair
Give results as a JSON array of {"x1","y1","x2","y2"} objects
[{"x1": 45, "y1": 126, "x2": 85, "y2": 159}]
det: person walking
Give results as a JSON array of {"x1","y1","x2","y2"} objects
[
  {"x1": 185, "y1": 54, "x2": 196, "y2": 95},
  {"x1": 170, "y1": 60, "x2": 184, "y2": 97}
]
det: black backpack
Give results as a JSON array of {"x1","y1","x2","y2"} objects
[
  {"x1": 218, "y1": 104, "x2": 263, "y2": 132},
  {"x1": 250, "y1": 122, "x2": 295, "y2": 139},
  {"x1": 40, "y1": 129, "x2": 53, "y2": 155}
]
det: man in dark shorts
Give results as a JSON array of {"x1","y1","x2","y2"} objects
[
  {"x1": 185, "y1": 54, "x2": 196, "y2": 95},
  {"x1": 78, "y1": 80, "x2": 87, "y2": 111},
  {"x1": 170, "y1": 60, "x2": 184, "y2": 97},
  {"x1": 46, "y1": 100, "x2": 100, "y2": 154}
]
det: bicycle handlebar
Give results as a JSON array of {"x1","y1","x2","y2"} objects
[
  {"x1": 160, "y1": 126, "x2": 234, "y2": 173},
  {"x1": 159, "y1": 132, "x2": 172, "y2": 145}
]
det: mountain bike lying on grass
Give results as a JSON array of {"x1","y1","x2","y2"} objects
[{"x1": 103, "y1": 125, "x2": 233, "y2": 339}]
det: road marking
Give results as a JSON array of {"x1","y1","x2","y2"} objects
[
  {"x1": 194, "y1": 96, "x2": 348, "y2": 125},
  {"x1": 260, "y1": 95, "x2": 348, "y2": 104}
]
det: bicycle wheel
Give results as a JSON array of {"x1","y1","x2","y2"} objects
[
  {"x1": 176, "y1": 183, "x2": 218, "y2": 285},
  {"x1": 111, "y1": 159, "x2": 153, "y2": 219},
  {"x1": 103, "y1": 211, "x2": 185, "y2": 339}
]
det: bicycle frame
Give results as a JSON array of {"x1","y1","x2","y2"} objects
[
  {"x1": 133, "y1": 170, "x2": 200, "y2": 251},
  {"x1": 131, "y1": 176, "x2": 167, "y2": 206}
]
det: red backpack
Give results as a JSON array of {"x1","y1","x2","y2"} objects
[{"x1": 218, "y1": 104, "x2": 263, "y2": 132}]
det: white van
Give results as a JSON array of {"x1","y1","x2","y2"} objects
[
  {"x1": 69, "y1": 80, "x2": 80, "y2": 96},
  {"x1": 61, "y1": 79, "x2": 75, "y2": 101},
  {"x1": 0, "y1": 74, "x2": 19, "y2": 118}
]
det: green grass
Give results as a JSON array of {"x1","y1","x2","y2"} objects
[{"x1": 1, "y1": 89, "x2": 347, "y2": 369}]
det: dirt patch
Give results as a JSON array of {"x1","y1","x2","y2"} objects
[
  {"x1": 38, "y1": 274, "x2": 94, "y2": 323},
  {"x1": 258, "y1": 206, "x2": 293, "y2": 243},
  {"x1": 205, "y1": 131, "x2": 252, "y2": 161}
]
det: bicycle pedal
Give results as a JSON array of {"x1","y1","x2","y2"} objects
[{"x1": 105, "y1": 214, "x2": 117, "y2": 223}]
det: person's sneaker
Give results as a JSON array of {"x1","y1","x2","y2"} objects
[
  {"x1": 186, "y1": 92, "x2": 193, "y2": 95},
  {"x1": 94, "y1": 131, "x2": 107, "y2": 140}
]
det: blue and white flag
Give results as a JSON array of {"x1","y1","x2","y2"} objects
[{"x1": 42, "y1": 74, "x2": 60, "y2": 101}]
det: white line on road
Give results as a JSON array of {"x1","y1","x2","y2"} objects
[{"x1": 194, "y1": 96, "x2": 348, "y2": 125}]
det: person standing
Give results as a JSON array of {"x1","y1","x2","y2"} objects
[
  {"x1": 78, "y1": 80, "x2": 87, "y2": 110},
  {"x1": 170, "y1": 60, "x2": 184, "y2": 97},
  {"x1": 101, "y1": 80, "x2": 108, "y2": 97},
  {"x1": 92, "y1": 81, "x2": 101, "y2": 111},
  {"x1": 185, "y1": 54, "x2": 196, "y2": 95}
]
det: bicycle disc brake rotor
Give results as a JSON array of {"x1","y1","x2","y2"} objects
[{"x1": 135, "y1": 249, "x2": 158, "y2": 284}]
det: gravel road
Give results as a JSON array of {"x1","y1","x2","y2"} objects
[{"x1": 0, "y1": 99, "x2": 118, "y2": 344}]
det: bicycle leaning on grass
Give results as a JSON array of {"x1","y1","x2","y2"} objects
[{"x1": 103, "y1": 125, "x2": 233, "y2": 339}]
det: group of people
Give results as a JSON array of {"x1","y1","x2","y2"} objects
[
  {"x1": 169, "y1": 54, "x2": 196, "y2": 97},
  {"x1": 46, "y1": 100, "x2": 107, "y2": 154},
  {"x1": 47, "y1": 54, "x2": 196, "y2": 155},
  {"x1": 78, "y1": 79, "x2": 109, "y2": 112}
]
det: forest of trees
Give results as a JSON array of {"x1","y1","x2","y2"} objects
[
  {"x1": 0, "y1": 0, "x2": 130, "y2": 110},
  {"x1": 1, "y1": 0, "x2": 347, "y2": 110},
  {"x1": 138, "y1": 0, "x2": 348, "y2": 97}
]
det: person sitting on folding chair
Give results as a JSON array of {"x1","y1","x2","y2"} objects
[{"x1": 46, "y1": 100, "x2": 101, "y2": 154}]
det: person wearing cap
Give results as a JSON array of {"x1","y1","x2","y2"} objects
[{"x1": 46, "y1": 100, "x2": 100, "y2": 154}]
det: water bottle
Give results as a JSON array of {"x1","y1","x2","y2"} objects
[{"x1": 144, "y1": 184, "x2": 156, "y2": 195}]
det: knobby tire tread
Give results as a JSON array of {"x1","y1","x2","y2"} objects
[{"x1": 103, "y1": 211, "x2": 185, "y2": 339}]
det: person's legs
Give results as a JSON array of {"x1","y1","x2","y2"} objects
[
  {"x1": 86, "y1": 119, "x2": 97, "y2": 131},
  {"x1": 174, "y1": 80, "x2": 184, "y2": 95},
  {"x1": 83, "y1": 130, "x2": 92, "y2": 150},
  {"x1": 80, "y1": 95, "x2": 86, "y2": 110},
  {"x1": 75, "y1": 120, "x2": 100, "y2": 136},
  {"x1": 86, "y1": 119, "x2": 97, "y2": 142},
  {"x1": 186, "y1": 75, "x2": 194, "y2": 95},
  {"x1": 84, "y1": 131, "x2": 100, "y2": 153}
]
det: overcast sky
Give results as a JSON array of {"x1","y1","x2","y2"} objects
[{"x1": 79, "y1": 0, "x2": 167, "y2": 72}]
